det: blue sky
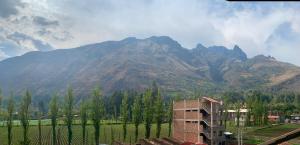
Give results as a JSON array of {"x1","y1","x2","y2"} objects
[{"x1": 1, "y1": 0, "x2": 300, "y2": 65}]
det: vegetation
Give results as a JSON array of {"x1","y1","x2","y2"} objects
[
  {"x1": 167, "y1": 100, "x2": 173, "y2": 137},
  {"x1": 0, "y1": 83, "x2": 300, "y2": 145},
  {"x1": 0, "y1": 123, "x2": 170, "y2": 145},
  {"x1": 143, "y1": 89, "x2": 153, "y2": 139},
  {"x1": 120, "y1": 92, "x2": 129, "y2": 141},
  {"x1": 154, "y1": 89, "x2": 163, "y2": 138},
  {"x1": 64, "y1": 88, "x2": 75, "y2": 145},
  {"x1": 37, "y1": 101, "x2": 43, "y2": 145},
  {"x1": 50, "y1": 94, "x2": 59, "y2": 145},
  {"x1": 91, "y1": 87, "x2": 104, "y2": 145},
  {"x1": 7, "y1": 93, "x2": 14, "y2": 145},
  {"x1": 19, "y1": 90, "x2": 32, "y2": 145},
  {"x1": 80, "y1": 100, "x2": 88, "y2": 145},
  {"x1": 132, "y1": 95, "x2": 142, "y2": 142}
]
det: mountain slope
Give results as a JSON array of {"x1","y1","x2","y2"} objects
[{"x1": 0, "y1": 36, "x2": 299, "y2": 98}]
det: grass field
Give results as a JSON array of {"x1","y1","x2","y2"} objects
[{"x1": 0, "y1": 121, "x2": 169, "y2": 145}]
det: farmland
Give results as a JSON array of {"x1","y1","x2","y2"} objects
[{"x1": 0, "y1": 121, "x2": 169, "y2": 145}]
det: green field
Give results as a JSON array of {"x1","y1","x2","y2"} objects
[{"x1": 0, "y1": 121, "x2": 169, "y2": 145}]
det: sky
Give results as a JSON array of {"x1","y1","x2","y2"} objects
[{"x1": 0, "y1": 0, "x2": 300, "y2": 65}]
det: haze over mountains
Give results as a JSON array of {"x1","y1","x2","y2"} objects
[{"x1": 0, "y1": 36, "x2": 300, "y2": 98}]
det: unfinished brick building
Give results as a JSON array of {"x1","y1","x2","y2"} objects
[{"x1": 173, "y1": 97, "x2": 225, "y2": 145}]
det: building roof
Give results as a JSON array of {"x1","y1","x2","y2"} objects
[
  {"x1": 268, "y1": 115, "x2": 279, "y2": 119},
  {"x1": 227, "y1": 109, "x2": 248, "y2": 113},
  {"x1": 202, "y1": 96, "x2": 220, "y2": 104}
]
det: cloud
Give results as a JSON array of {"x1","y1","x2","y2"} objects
[
  {"x1": 7, "y1": 32, "x2": 54, "y2": 51},
  {"x1": 0, "y1": 49, "x2": 9, "y2": 60},
  {"x1": 33, "y1": 16, "x2": 59, "y2": 26},
  {"x1": 265, "y1": 22, "x2": 300, "y2": 65},
  {"x1": 0, "y1": 0, "x2": 23, "y2": 18},
  {"x1": 1, "y1": 0, "x2": 300, "y2": 66}
]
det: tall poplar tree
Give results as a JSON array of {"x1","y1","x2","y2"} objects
[
  {"x1": 132, "y1": 95, "x2": 142, "y2": 142},
  {"x1": 7, "y1": 93, "x2": 14, "y2": 145},
  {"x1": 167, "y1": 100, "x2": 173, "y2": 137},
  {"x1": 64, "y1": 87, "x2": 74, "y2": 145},
  {"x1": 50, "y1": 95, "x2": 59, "y2": 145},
  {"x1": 120, "y1": 92, "x2": 129, "y2": 141},
  {"x1": 154, "y1": 90, "x2": 163, "y2": 138},
  {"x1": 38, "y1": 101, "x2": 44, "y2": 145},
  {"x1": 143, "y1": 89, "x2": 153, "y2": 139},
  {"x1": 80, "y1": 100, "x2": 88, "y2": 145},
  {"x1": 91, "y1": 87, "x2": 104, "y2": 145},
  {"x1": 20, "y1": 90, "x2": 32, "y2": 145}
]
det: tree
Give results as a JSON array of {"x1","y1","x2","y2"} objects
[
  {"x1": 154, "y1": 90, "x2": 163, "y2": 138},
  {"x1": 132, "y1": 95, "x2": 142, "y2": 142},
  {"x1": 50, "y1": 95, "x2": 59, "y2": 145},
  {"x1": 80, "y1": 100, "x2": 88, "y2": 145},
  {"x1": 64, "y1": 87, "x2": 74, "y2": 145},
  {"x1": 120, "y1": 92, "x2": 129, "y2": 141},
  {"x1": 143, "y1": 89, "x2": 153, "y2": 139},
  {"x1": 167, "y1": 100, "x2": 173, "y2": 137},
  {"x1": 38, "y1": 101, "x2": 44, "y2": 145},
  {"x1": 91, "y1": 87, "x2": 104, "y2": 145},
  {"x1": 110, "y1": 125, "x2": 115, "y2": 145},
  {"x1": 0, "y1": 88, "x2": 2, "y2": 128},
  {"x1": 20, "y1": 90, "x2": 32, "y2": 145},
  {"x1": 7, "y1": 93, "x2": 14, "y2": 145},
  {"x1": 0, "y1": 88, "x2": 2, "y2": 113},
  {"x1": 0, "y1": 89, "x2": 2, "y2": 143}
]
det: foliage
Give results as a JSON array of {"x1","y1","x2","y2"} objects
[
  {"x1": 80, "y1": 100, "x2": 88, "y2": 145},
  {"x1": 91, "y1": 86, "x2": 104, "y2": 145},
  {"x1": 64, "y1": 87, "x2": 74, "y2": 145},
  {"x1": 38, "y1": 101, "x2": 43, "y2": 145},
  {"x1": 143, "y1": 89, "x2": 153, "y2": 139},
  {"x1": 120, "y1": 92, "x2": 129, "y2": 140},
  {"x1": 132, "y1": 95, "x2": 142, "y2": 142},
  {"x1": 7, "y1": 93, "x2": 14, "y2": 145},
  {"x1": 50, "y1": 94, "x2": 59, "y2": 145},
  {"x1": 19, "y1": 90, "x2": 32, "y2": 145},
  {"x1": 154, "y1": 89, "x2": 163, "y2": 138},
  {"x1": 167, "y1": 99, "x2": 173, "y2": 137}
]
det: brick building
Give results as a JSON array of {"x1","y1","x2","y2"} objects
[{"x1": 173, "y1": 97, "x2": 225, "y2": 145}]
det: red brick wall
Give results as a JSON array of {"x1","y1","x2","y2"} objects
[
  {"x1": 185, "y1": 111, "x2": 198, "y2": 119},
  {"x1": 185, "y1": 132, "x2": 198, "y2": 143},
  {"x1": 174, "y1": 110, "x2": 184, "y2": 119},
  {"x1": 173, "y1": 120, "x2": 184, "y2": 141},
  {"x1": 185, "y1": 100, "x2": 199, "y2": 108},
  {"x1": 174, "y1": 101, "x2": 184, "y2": 109},
  {"x1": 185, "y1": 122, "x2": 198, "y2": 132}
]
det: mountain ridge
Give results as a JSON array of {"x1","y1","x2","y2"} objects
[{"x1": 0, "y1": 36, "x2": 299, "y2": 99}]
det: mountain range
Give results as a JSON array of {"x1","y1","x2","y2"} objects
[{"x1": 0, "y1": 36, "x2": 300, "y2": 98}]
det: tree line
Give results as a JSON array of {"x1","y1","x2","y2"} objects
[
  {"x1": 222, "y1": 90, "x2": 300, "y2": 128},
  {"x1": 0, "y1": 83, "x2": 173, "y2": 145}
]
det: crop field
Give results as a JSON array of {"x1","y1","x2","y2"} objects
[{"x1": 0, "y1": 122, "x2": 169, "y2": 145}]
